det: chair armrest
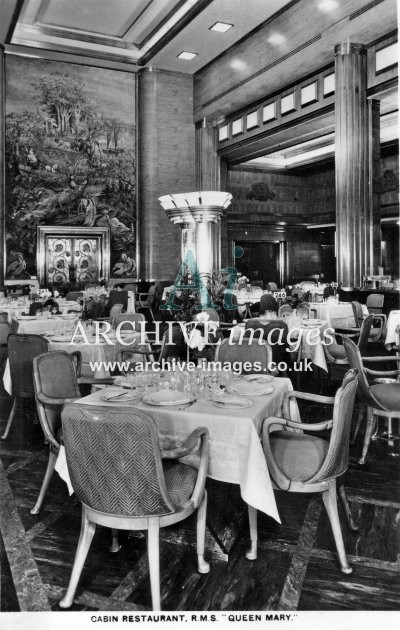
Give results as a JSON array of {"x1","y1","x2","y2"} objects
[
  {"x1": 283, "y1": 390, "x2": 334, "y2": 420},
  {"x1": 36, "y1": 392, "x2": 80, "y2": 406},
  {"x1": 163, "y1": 427, "x2": 209, "y2": 509},
  {"x1": 286, "y1": 419, "x2": 333, "y2": 431},
  {"x1": 161, "y1": 427, "x2": 208, "y2": 460},
  {"x1": 362, "y1": 356, "x2": 400, "y2": 363},
  {"x1": 70, "y1": 351, "x2": 82, "y2": 377},
  {"x1": 364, "y1": 367, "x2": 398, "y2": 377},
  {"x1": 262, "y1": 417, "x2": 291, "y2": 490}
]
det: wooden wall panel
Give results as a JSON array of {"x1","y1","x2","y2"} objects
[{"x1": 137, "y1": 69, "x2": 195, "y2": 281}]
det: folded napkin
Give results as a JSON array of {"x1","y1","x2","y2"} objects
[
  {"x1": 145, "y1": 389, "x2": 193, "y2": 406},
  {"x1": 243, "y1": 374, "x2": 273, "y2": 382},
  {"x1": 101, "y1": 387, "x2": 133, "y2": 401},
  {"x1": 227, "y1": 381, "x2": 273, "y2": 396},
  {"x1": 211, "y1": 394, "x2": 251, "y2": 407}
]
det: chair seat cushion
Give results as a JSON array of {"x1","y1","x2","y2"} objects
[
  {"x1": 162, "y1": 460, "x2": 197, "y2": 506},
  {"x1": 328, "y1": 344, "x2": 347, "y2": 360},
  {"x1": 370, "y1": 384, "x2": 400, "y2": 412},
  {"x1": 270, "y1": 431, "x2": 329, "y2": 482}
]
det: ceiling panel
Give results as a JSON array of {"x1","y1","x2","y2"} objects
[{"x1": 36, "y1": 0, "x2": 137, "y2": 37}]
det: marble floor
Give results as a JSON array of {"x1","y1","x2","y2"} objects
[{"x1": 0, "y1": 385, "x2": 399, "y2": 612}]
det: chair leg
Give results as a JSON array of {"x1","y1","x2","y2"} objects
[
  {"x1": 147, "y1": 520, "x2": 161, "y2": 611},
  {"x1": 109, "y1": 528, "x2": 122, "y2": 553},
  {"x1": 351, "y1": 404, "x2": 365, "y2": 445},
  {"x1": 245, "y1": 505, "x2": 258, "y2": 560},
  {"x1": 1, "y1": 397, "x2": 18, "y2": 440},
  {"x1": 30, "y1": 449, "x2": 57, "y2": 515},
  {"x1": 196, "y1": 491, "x2": 210, "y2": 574},
  {"x1": 322, "y1": 481, "x2": 352, "y2": 575},
  {"x1": 359, "y1": 407, "x2": 376, "y2": 465},
  {"x1": 59, "y1": 510, "x2": 96, "y2": 608},
  {"x1": 338, "y1": 485, "x2": 358, "y2": 531}
]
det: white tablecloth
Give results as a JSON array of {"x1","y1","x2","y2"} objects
[
  {"x1": 385, "y1": 311, "x2": 400, "y2": 347},
  {"x1": 11, "y1": 316, "x2": 80, "y2": 335},
  {"x1": 309, "y1": 302, "x2": 367, "y2": 328},
  {"x1": 56, "y1": 377, "x2": 299, "y2": 522}
]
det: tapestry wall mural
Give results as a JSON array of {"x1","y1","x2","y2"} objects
[{"x1": 5, "y1": 55, "x2": 136, "y2": 285}]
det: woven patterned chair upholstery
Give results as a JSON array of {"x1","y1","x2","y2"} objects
[
  {"x1": 59, "y1": 404, "x2": 209, "y2": 610},
  {"x1": 349, "y1": 301, "x2": 385, "y2": 343},
  {"x1": 352, "y1": 301, "x2": 364, "y2": 327},
  {"x1": 343, "y1": 335, "x2": 400, "y2": 464},
  {"x1": 31, "y1": 351, "x2": 81, "y2": 514},
  {"x1": 278, "y1": 304, "x2": 293, "y2": 317},
  {"x1": 244, "y1": 370, "x2": 358, "y2": 574},
  {"x1": 215, "y1": 337, "x2": 273, "y2": 374},
  {"x1": 259, "y1": 294, "x2": 278, "y2": 314},
  {"x1": 112, "y1": 312, "x2": 145, "y2": 331},
  {"x1": 1, "y1": 334, "x2": 49, "y2": 440}
]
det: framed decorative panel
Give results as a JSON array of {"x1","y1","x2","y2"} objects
[
  {"x1": 262, "y1": 102, "x2": 277, "y2": 122},
  {"x1": 37, "y1": 226, "x2": 110, "y2": 288},
  {"x1": 301, "y1": 82, "x2": 318, "y2": 106},
  {"x1": 218, "y1": 125, "x2": 229, "y2": 141},
  {"x1": 281, "y1": 92, "x2": 296, "y2": 115},
  {"x1": 323, "y1": 73, "x2": 335, "y2": 96},
  {"x1": 246, "y1": 111, "x2": 259, "y2": 129},
  {"x1": 231, "y1": 118, "x2": 244, "y2": 136},
  {"x1": 4, "y1": 55, "x2": 136, "y2": 285},
  {"x1": 376, "y1": 42, "x2": 398, "y2": 74}
]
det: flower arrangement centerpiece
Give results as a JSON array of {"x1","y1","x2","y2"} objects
[
  {"x1": 37, "y1": 288, "x2": 52, "y2": 300},
  {"x1": 237, "y1": 274, "x2": 249, "y2": 290}
]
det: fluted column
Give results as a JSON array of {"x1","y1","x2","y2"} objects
[
  {"x1": 0, "y1": 47, "x2": 5, "y2": 285},
  {"x1": 335, "y1": 42, "x2": 369, "y2": 289},
  {"x1": 368, "y1": 99, "x2": 382, "y2": 275}
]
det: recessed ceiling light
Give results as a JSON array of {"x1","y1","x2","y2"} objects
[
  {"x1": 177, "y1": 51, "x2": 198, "y2": 60},
  {"x1": 210, "y1": 21, "x2": 233, "y2": 33}
]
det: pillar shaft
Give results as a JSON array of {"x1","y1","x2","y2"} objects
[
  {"x1": 335, "y1": 42, "x2": 369, "y2": 289},
  {"x1": 0, "y1": 47, "x2": 5, "y2": 286},
  {"x1": 195, "y1": 120, "x2": 220, "y2": 190},
  {"x1": 368, "y1": 100, "x2": 382, "y2": 274}
]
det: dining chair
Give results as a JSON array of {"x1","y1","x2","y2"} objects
[
  {"x1": 349, "y1": 300, "x2": 385, "y2": 343},
  {"x1": 31, "y1": 351, "x2": 81, "y2": 514},
  {"x1": 250, "y1": 369, "x2": 358, "y2": 574},
  {"x1": 342, "y1": 335, "x2": 400, "y2": 464},
  {"x1": 59, "y1": 404, "x2": 210, "y2": 610},
  {"x1": 215, "y1": 337, "x2": 274, "y2": 374},
  {"x1": 278, "y1": 304, "x2": 293, "y2": 317},
  {"x1": 323, "y1": 314, "x2": 373, "y2": 384},
  {"x1": 244, "y1": 320, "x2": 289, "y2": 372},
  {"x1": 366, "y1": 293, "x2": 384, "y2": 314},
  {"x1": 112, "y1": 312, "x2": 145, "y2": 331},
  {"x1": 1, "y1": 334, "x2": 49, "y2": 440},
  {"x1": 109, "y1": 303, "x2": 124, "y2": 323},
  {"x1": 28, "y1": 301, "x2": 44, "y2": 316},
  {"x1": 117, "y1": 322, "x2": 187, "y2": 369}
]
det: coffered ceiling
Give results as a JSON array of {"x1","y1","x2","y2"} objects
[{"x1": 5, "y1": 0, "x2": 294, "y2": 69}]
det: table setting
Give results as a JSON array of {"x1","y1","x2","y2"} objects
[{"x1": 55, "y1": 368, "x2": 300, "y2": 524}]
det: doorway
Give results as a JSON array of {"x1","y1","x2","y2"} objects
[{"x1": 234, "y1": 241, "x2": 281, "y2": 287}]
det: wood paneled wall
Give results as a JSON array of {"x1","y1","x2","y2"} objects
[{"x1": 137, "y1": 69, "x2": 195, "y2": 281}]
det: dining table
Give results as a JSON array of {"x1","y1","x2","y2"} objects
[
  {"x1": 55, "y1": 374, "x2": 300, "y2": 530},
  {"x1": 385, "y1": 310, "x2": 400, "y2": 348},
  {"x1": 308, "y1": 301, "x2": 368, "y2": 329}
]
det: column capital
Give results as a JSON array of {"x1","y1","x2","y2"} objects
[{"x1": 334, "y1": 42, "x2": 367, "y2": 56}]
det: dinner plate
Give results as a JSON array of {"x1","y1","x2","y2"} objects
[
  {"x1": 142, "y1": 390, "x2": 195, "y2": 406},
  {"x1": 211, "y1": 395, "x2": 253, "y2": 409},
  {"x1": 19, "y1": 316, "x2": 37, "y2": 320},
  {"x1": 227, "y1": 383, "x2": 274, "y2": 396}
]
